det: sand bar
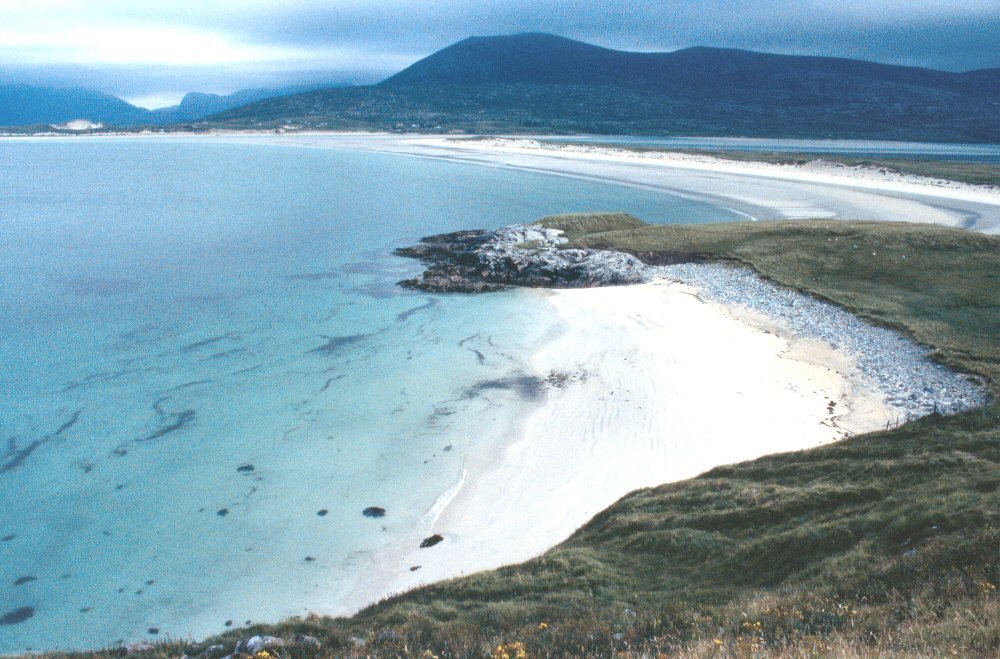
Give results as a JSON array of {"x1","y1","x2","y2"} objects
[{"x1": 257, "y1": 133, "x2": 1000, "y2": 234}]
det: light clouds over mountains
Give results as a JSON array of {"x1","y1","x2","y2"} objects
[{"x1": 1, "y1": 0, "x2": 997, "y2": 107}]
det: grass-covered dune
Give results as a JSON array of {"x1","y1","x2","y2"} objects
[{"x1": 69, "y1": 217, "x2": 999, "y2": 657}]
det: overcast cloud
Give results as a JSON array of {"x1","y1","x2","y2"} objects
[{"x1": 1, "y1": 0, "x2": 997, "y2": 108}]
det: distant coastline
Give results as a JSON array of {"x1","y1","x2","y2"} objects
[{"x1": 6, "y1": 130, "x2": 995, "y2": 229}]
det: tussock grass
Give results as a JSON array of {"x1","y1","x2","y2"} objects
[{"x1": 54, "y1": 217, "x2": 999, "y2": 657}]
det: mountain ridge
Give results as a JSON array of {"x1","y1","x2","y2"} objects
[
  {"x1": 381, "y1": 33, "x2": 990, "y2": 95},
  {"x1": 3, "y1": 34, "x2": 998, "y2": 140},
  {"x1": 210, "y1": 33, "x2": 1000, "y2": 142},
  {"x1": 0, "y1": 82, "x2": 345, "y2": 128}
]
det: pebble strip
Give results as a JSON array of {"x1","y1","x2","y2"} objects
[{"x1": 656, "y1": 262, "x2": 988, "y2": 420}]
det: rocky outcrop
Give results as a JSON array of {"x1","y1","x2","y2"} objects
[{"x1": 396, "y1": 224, "x2": 649, "y2": 292}]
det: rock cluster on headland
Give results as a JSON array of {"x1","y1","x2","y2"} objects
[
  {"x1": 395, "y1": 224, "x2": 648, "y2": 292},
  {"x1": 395, "y1": 222, "x2": 986, "y2": 420}
]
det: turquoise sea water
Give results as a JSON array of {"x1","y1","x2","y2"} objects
[{"x1": 0, "y1": 138, "x2": 738, "y2": 651}]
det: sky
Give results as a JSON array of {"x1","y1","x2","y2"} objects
[{"x1": 1, "y1": 0, "x2": 998, "y2": 108}]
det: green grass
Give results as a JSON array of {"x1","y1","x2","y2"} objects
[{"x1": 54, "y1": 217, "x2": 1000, "y2": 658}]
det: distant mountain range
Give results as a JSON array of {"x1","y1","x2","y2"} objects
[
  {"x1": 0, "y1": 83, "x2": 341, "y2": 128},
  {"x1": 214, "y1": 34, "x2": 1000, "y2": 142},
  {"x1": 3, "y1": 33, "x2": 998, "y2": 141}
]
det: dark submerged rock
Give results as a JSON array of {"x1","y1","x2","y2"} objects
[
  {"x1": 420, "y1": 534, "x2": 444, "y2": 548},
  {"x1": 363, "y1": 506, "x2": 386, "y2": 518},
  {"x1": 308, "y1": 333, "x2": 368, "y2": 356},
  {"x1": 0, "y1": 606, "x2": 34, "y2": 625},
  {"x1": 464, "y1": 375, "x2": 546, "y2": 400},
  {"x1": 396, "y1": 224, "x2": 648, "y2": 293}
]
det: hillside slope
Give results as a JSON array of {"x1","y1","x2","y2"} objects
[
  {"x1": 0, "y1": 83, "x2": 340, "y2": 127},
  {"x1": 211, "y1": 34, "x2": 1000, "y2": 141},
  {"x1": 0, "y1": 84, "x2": 151, "y2": 126}
]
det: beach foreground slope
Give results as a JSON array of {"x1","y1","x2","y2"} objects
[{"x1": 86, "y1": 217, "x2": 1000, "y2": 658}]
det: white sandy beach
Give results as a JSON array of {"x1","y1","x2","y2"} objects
[{"x1": 337, "y1": 278, "x2": 893, "y2": 612}]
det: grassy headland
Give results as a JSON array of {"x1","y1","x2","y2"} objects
[{"x1": 67, "y1": 216, "x2": 999, "y2": 657}]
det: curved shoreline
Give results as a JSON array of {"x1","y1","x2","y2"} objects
[
  {"x1": 12, "y1": 131, "x2": 997, "y2": 231},
  {"x1": 327, "y1": 210, "x2": 986, "y2": 616},
  {"x1": 332, "y1": 272, "x2": 938, "y2": 616},
  {"x1": 242, "y1": 133, "x2": 1000, "y2": 234}
]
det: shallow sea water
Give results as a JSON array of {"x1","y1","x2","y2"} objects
[{"x1": 0, "y1": 137, "x2": 738, "y2": 651}]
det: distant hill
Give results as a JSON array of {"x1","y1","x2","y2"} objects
[
  {"x1": 0, "y1": 83, "x2": 343, "y2": 128},
  {"x1": 382, "y1": 33, "x2": 987, "y2": 96},
  {"x1": 212, "y1": 33, "x2": 1000, "y2": 142},
  {"x1": 150, "y1": 85, "x2": 338, "y2": 124},
  {"x1": 0, "y1": 84, "x2": 152, "y2": 127}
]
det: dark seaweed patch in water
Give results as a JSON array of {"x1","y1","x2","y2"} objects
[
  {"x1": 61, "y1": 366, "x2": 162, "y2": 392},
  {"x1": 1, "y1": 438, "x2": 44, "y2": 475},
  {"x1": 354, "y1": 281, "x2": 403, "y2": 299},
  {"x1": 139, "y1": 399, "x2": 195, "y2": 442},
  {"x1": 463, "y1": 376, "x2": 547, "y2": 401},
  {"x1": 170, "y1": 379, "x2": 213, "y2": 391},
  {"x1": 285, "y1": 270, "x2": 339, "y2": 281},
  {"x1": 319, "y1": 375, "x2": 346, "y2": 393},
  {"x1": 181, "y1": 332, "x2": 240, "y2": 353},
  {"x1": 1, "y1": 408, "x2": 86, "y2": 475},
  {"x1": 140, "y1": 410, "x2": 195, "y2": 442},
  {"x1": 0, "y1": 606, "x2": 34, "y2": 625},
  {"x1": 308, "y1": 334, "x2": 368, "y2": 356},
  {"x1": 203, "y1": 347, "x2": 249, "y2": 361},
  {"x1": 396, "y1": 298, "x2": 439, "y2": 322},
  {"x1": 54, "y1": 409, "x2": 83, "y2": 436}
]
